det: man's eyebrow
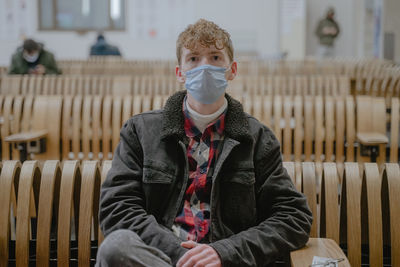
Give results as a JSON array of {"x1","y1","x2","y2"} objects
[
  {"x1": 209, "y1": 50, "x2": 223, "y2": 55},
  {"x1": 186, "y1": 51, "x2": 200, "y2": 56}
]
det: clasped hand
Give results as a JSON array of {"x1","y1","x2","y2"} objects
[{"x1": 176, "y1": 240, "x2": 222, "y2": 267}]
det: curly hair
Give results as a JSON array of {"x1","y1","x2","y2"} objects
[{"x1": 176, "y1": 19, "x2": 234, "y2": 65}]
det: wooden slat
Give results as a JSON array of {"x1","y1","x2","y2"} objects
[
  {"x1": 20, "y1": 75, "x2": 29, "y2": 95},
  {"x1": 62, "y1": 96, "x2": 73, "y2": 160},
  {"x1": 302, "y1": 162, "x2": 317, "y2": 237},
  {"x1": 345, "y1": 96, "x2": 355, "y2": 161},
  {"x1": 122, "y1": 96, "x2": 132, "y2": 123},
  {"x1": 282, "y1": 161, "x2": 295, "y2": 186},
  {"x1": 314, "y1": 96, "x2": 324, "y2": 162},
  {"x1": 112, "y1": 96, "x2": 122, "y2": 153},
  {"x1": 142, "y1": 95, "x2": 151, "y2": 112},
  {"x1": 320, "y1": 163, "x2": 339, "y2": 243},
  {"x1": 283, "y1": 96, "x2": 292, "y2": 161},
  {"x1": 373, "y1": 97, "x2": 388, "y2": 165},
  {"x1": 36, "y1": 161, "x2": 61, "y2": 267},
  {"x1": 16, "y1": 161, "x2": 41, "y2": 267},
  {"x1": 98, "y1": 161, "x2": 112, "y2": 245},
  {"x1": 78, "y1": 161, "x2": 100, "y2": 267},
  {"x1": 57, "y1": 161, "x2": 81, "y2": 267},
  {"x1": 102, "y1": 96, "x2": 112, "y2": 160},
  {"x1": 0, "y1": 161, "x2": 21, "y2": 265},
  {"x1": 82, "y1": 96, "x2": 92, "y2": 160},
  {"x1": 92, "y1": 96, "x2": 102, "y2": 159},
  {"x1": 2, "y1": 96, "x2": 14, "y2": 160},
  {"x1": 304, "y1": 97, "x2": 313, "y2": 161},
  {"x1": 273, "y1": 95, "x2": 282, "y2": 143},
  {"x1": 21, "y1": 95, "x2": 33, "y2": 133},
  {"x1": 381, "y1": 163, "x2": 400, "y2": 267},
  {"x1": 293, "y1": 95, "x2": 303, "y2": 162},
  {"x1": 133, "y1": 95, "x2": 142, "y2": 115},
  {"x1": 262, "y1": 95, "x2": 272, "y2": 127},
  {"x1": 243, "y1": 95, "x2": 252, "y2": 115},
  {"x1": 325, "y1": 96, "x2": 335, "y2": 162},
  {"x1": 335, "y1": 97, "x2": 345, "y2": 172},
  {"x1": 340, "y1": 163, "x2": 361, "y2": 267},
  {"x1": 72, "y1": 96, "x2": 83, "y2": 159},
  {"x1": 11, "y1": 96, "x2": 23, "y2": 159},
  {"x1": 361, "y1": 163, "x2": 383, "y2": 267},
  {"x1": 252, "y1": 96, "x2": 262, "y2": 122},
  {"x1": 294, "y1": 162, "x2": 302, "y2": 192}
]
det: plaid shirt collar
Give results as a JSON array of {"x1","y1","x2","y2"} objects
[{"x1": 183, "y1": 97, "x2": 226, "y2": 138}]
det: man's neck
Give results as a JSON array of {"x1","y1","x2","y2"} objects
[{"x1": 186, "y1": 94, "x2": 225, "y2": 115}]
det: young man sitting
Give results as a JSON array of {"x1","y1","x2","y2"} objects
[{"x1": 96, "y1": 19, "x2": 312, "y2": 267}]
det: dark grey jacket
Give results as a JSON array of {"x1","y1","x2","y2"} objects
[{"x1": 99, "y1": 91, "x2": 312, "y2": 267}]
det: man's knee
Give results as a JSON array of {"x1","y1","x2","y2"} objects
[{"x1": 97, "y1": 229, "x2": 140, "y2": 265}]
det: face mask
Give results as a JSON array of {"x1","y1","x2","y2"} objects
[
  {"x1": 23, "y1": 52, "x2": 39, "y2": 63},
  {"x1": 184, "y1": 64, "x2": 229, "y2": 105}
]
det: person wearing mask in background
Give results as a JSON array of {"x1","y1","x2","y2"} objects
[
  {"x1": 96, "y1": 19, "x2": 312, "y2": 267},
  {"x1": 90, "y1": 33, "x2": 122, "y2": 56},
  {"x1": 8, "y1": 38, "x2": 61, "y2": 75},
  {"x1": 315, "y1": 7, "x2": 340, "y2": 58}
]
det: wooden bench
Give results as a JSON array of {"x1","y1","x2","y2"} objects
[
  {"x1": 1, "y1": 95, "x2": 399, "y2": 169},
  {"x1": 285, "y1": 161, "x2": 400, "y2": 266},
  {"x1": 2, "y1": 160, "x2": 400, "y2": 265}
]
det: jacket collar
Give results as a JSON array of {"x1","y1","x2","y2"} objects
[{"x1": 161, "y1": 91, "x2": 252, "y2": 143}]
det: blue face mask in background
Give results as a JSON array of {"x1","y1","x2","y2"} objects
[{"x1": 184, "y1": 64, "x2": 229, "y2": 104}]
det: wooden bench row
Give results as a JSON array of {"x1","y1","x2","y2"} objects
[
  {"x1": 0, "y1": 94, "x2": 398, "y2": 166},
  {"x1": 56, "y1": 58, "x2": 394, "y2": 78},
  {"x1": 2, "y1": 70, "x2": 400, "y2": 99},
  {"x1": 2, "y1": 160, "x2": 400, "y2": 266},
  {"x1": 0, "y1": 74, "x2": 352, "y2": 97},
  {"x1": 283, "y1": 161, "x2": 400, "y2": 267},
  {"x1": 0, "y1": 75, "x2": 182, "y2": 96}
]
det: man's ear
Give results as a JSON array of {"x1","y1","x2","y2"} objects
[
  {"x1": 226, "y1": 61, "x2": 237, "y2": 81},
  {"x1": 176, "y1": 65, "x2": 185, "y2": 83}
]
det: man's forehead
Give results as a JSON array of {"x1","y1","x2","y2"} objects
[{"x1": 182, "y1": 44, "x2": 225, "y2": 55}]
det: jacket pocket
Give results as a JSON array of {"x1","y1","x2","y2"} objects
[
  {"x1": 142, "y1": 161, "x2": 175, "y2": 216},
  {"x1": 220, "y1": 167, "x2": 257, "y2": 232}
]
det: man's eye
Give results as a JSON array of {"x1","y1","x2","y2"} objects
[
  {"x1": 190, "y1": 57, "x2": 197, "y2": 62},
  {"x1": 213, "y1": 56, "x2": 219, "y2": 60}
]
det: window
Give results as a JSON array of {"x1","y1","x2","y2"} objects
[{"x1": 39, "y1": 0, "x2": 125, "y2": 31}]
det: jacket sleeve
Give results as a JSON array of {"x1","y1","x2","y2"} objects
[
  {"x1": 315, "y1": 20, "x2": 323, "y2": 38},
  {"x1": 99, "y1": 119, "x2": 188, "y2": 265},
  {"x1": 8, "y1": 54, "x2": 21, "y2": 74},
  {"x1": 333, "y1": 21, "x2": 340, "y2": 38},
  {"x1": 210, "y1": 126, "x2": 313, "y2": 267},
  {"x1": 44, "y1": 52, "x2": 61, "y2": 74}
]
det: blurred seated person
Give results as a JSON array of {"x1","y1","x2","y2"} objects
[
  {"x1": 8, "y1": 38, "x2": 61, "y2": 75},
  {"x1": 90, "y1": 33, "x2": 121, "y2": 56}
]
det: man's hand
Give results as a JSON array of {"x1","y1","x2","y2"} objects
[
  {"x1": 176, "y1": 240, "x2": 222, "y2": 267},
  {"x1": 322, "y1": 26, "x2": 337, "y2": 35},
  {"x1": 35, "y1": 64, "x2": 46, "y2": 74}
]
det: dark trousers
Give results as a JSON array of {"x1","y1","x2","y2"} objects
[{"x1": 96, "y1": 229, "x2": 173, "y2": 267}]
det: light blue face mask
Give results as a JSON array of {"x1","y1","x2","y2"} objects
[{"x1": 184, "y1": 64, "x2": 229, "y2": 104}]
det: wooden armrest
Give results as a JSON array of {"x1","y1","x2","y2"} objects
[
  {"x1": 4, "y1": 130, "x2": 48, "y2": 143},
  {"x1": 357, "y1": 132, "x2": 388, "y2": 145},
  {"x1": 290, "y1": 238, "x2": 350, "y2": 267}
]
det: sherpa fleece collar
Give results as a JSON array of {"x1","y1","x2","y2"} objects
[{"x1": 160, "y1": 91, "x2": 252, "y2": 143}]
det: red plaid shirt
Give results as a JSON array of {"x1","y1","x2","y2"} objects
[{"x1": 172, "y1": 99, "x2": 226, "y2": 242}]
